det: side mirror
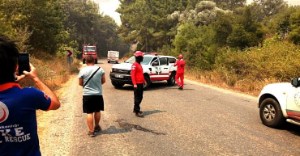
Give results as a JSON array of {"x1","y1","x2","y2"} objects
[{"x1": 291, "y1": 78, "x2": 300, "y2": 87}]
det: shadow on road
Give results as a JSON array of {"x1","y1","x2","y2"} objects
[
  {"x1": 286, "y1": 123, "x2": 300, "y2": 136},
  {"x1": 114, "y1": 119, "x2": 166, "y2": 135},
  {"x1": 143, "y1": 110, "x2": 166, "y2": 116},
  {"x1": 100, "y1": 125, "x2": 129, "y2": 135}
]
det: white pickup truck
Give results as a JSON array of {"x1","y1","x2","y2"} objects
[
  {"x1": 258, "y1": 78, "x2": 300, "y2": 127},
  {"x1": 109, "y1": 53, "x2": 177, "y2": 89}
]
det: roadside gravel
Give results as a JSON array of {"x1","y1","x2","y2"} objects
[{"x1": 38, "y1": 75, "x2": 81, "y2": 156}]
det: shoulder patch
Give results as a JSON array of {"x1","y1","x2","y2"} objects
[
  {"x1": 131, "y1": 65, "x2": 136, "y2": 70},
  {"x1": 44, "y1": 93, "x2": 49, "y2": 100}
]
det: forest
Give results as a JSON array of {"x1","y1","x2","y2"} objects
[
  {"x1": 1, "y1": 0, "x2": 300, "y2": 95},
  {"x1": 117, "y1": 0, "x2": 300, "y2": 95}
]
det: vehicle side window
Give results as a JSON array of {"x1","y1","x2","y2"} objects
[
  {"x1": 168, "y1": 57, "x2": 176, "y2": 63},
  {"x1": 151, "y1": 57, "x2": 159, "y2": 66},
  {"x1": 159, "y1": 57, "x2": 168, "y2": 65}
]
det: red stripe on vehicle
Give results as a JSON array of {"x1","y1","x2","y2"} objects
[
  {"x1": 287, "y1": 110, "x2": 300, "y2": 120},
  {"x1": 149, "y1": 73, "x2": 169, "y2": 76},
  {"x1": 150, "y1": 77, "x2": 169, "y2": 81}
]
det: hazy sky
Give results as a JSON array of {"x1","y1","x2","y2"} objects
[
  {"x1": 94, "y1": 0, "x2": 300, "y2": 26},
  {"x1": 93, "y1": 0, "x2": 121, "y2": 25}
]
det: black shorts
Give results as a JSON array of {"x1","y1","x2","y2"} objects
[{"x1": 83, "y1": 95, "x2": 104, "y2": 113}]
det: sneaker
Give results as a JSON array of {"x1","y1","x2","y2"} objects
[
  {"x1": 94, "y1": 125, "x2": 102, "y2": 132},
  {"x1": 178, "y1": 85, "x2": 182, "y2": 89},
  {"x1": 88, "y1": 131, "x2": 95, "y2": 137},
  {"x1": 135, "y1": 112, "x2": 144, "y2": 117}
]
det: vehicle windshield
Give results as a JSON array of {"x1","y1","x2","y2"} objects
[
  {"x1": 125, "y1": 56, "x2": 152, "y2": 65},
  {"x1": 84, "y1": 46, "x2": 96, "y2": 52}
]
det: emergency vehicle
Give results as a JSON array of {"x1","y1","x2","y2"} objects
[
  {"x1": 107, "y1": 51, "x2": 119, "y2": 63},
  {"x1": 258, "y1": 77, "x2": 300, "y2": 128},
  {"x1": 82, "y1": 45, "x2": 98, "y2": 64},
  {"x1": 109, "y1": 53, "x2": 177, "y2": 89}
]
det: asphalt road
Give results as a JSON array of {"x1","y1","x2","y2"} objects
[{"x1": 39, "y1": 59, "x2": 300, "y2": 156}]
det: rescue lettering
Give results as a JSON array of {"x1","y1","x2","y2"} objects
[
  {"x1": 0, "y1": 127, "x2": 31, "y2": 143},
  {"x1": 4, "y1": 133, "x2": 30, "y2": 142}
]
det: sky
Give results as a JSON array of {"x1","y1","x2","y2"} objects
[
  {"x1": 93, "y1": 0, "x2": 300, "y2": 26},
  {"x1": 93, "y1": 0, "x2": 121, "y2": 25}
]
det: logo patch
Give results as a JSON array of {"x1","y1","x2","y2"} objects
[
  {"x1": 131, "y1": 65, "x2": 136, "y2": 70},
  {"x1": 44, "y1": 94, "x2": 49, "y2": 100},
  {"x1": 0, "y1": 102, "x2": 9, "y2": 123}
]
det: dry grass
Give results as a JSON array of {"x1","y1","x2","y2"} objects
[
  {"x1": 184, "y1": 41, "x2": 299, "y2": 97},
  {"x1": 185, "y1": 69, "x2": 279, "y2": 97},
  {"x1": 18, "y1": 51, "x2": 80, "y2": 118}
]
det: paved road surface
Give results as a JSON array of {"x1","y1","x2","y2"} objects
[{"x1": 38, "y1": 59, "x2": 300, "y2": 156}]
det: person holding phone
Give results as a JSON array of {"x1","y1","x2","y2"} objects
[{"x1": 0, "y1": 34, "x2": 61, "y2": 156}]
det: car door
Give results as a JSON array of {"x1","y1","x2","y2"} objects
[
  {"x1": 287, "y1": 86, "x2": 300, "y2": 120},
  {"x1": 158, "y1": 57, "x2": 170, "y2": 80}
]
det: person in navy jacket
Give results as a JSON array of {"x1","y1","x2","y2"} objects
[
  {"x1": 0, "y1": 34, "x2": 60, "y2": 155},
  {"x1": 131, "y1": 51, "x2": 147, "y2": 117}
]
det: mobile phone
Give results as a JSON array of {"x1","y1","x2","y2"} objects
[{"x1": 18, "y1": 53, "x2": 30, "y2": 75}]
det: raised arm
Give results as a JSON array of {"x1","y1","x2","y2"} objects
[{"x1": 24, "y1": 64, "x2": 61, "y2": 110}]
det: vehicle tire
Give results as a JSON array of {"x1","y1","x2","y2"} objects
[
  {"x1": 167, "y1": 72, "x2": 176, "y2": 85},
  {"x1": 83, "y1": 59, "x2": 86, "y2": 64},
  {"x1": 143, "y1": 75, "x2": 151, "y2": 89},
  {"x1": 111, "y1": 81, "x2": 124, "y2": 88},
  {"x1": 259, "y1": 98, "x2": 285, "y2": 128}
]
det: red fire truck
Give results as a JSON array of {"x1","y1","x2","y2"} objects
[{"x1": 82, "y1": 45, "x2": 98, "y2": 64}]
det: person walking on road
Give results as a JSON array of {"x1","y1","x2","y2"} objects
[
  {"x1": 174, "y1": 54, "x2": 186, "y2": 90},
  {"x1": 0, "y1": 34, "x2": 61, "y2": 156},
  {"x1": 78, "y1": 55, "x2": 106, "y2": 137},
  {"x1": 131, "y1": 51, "x2": 147, "y2": 117}
]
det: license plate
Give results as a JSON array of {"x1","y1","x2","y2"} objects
[{"x1": 115, "y1": 74, "x2": 123, "y2": 78}]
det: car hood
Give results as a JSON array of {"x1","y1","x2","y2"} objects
[
  {"x1": 112, "y1": 63, "x2": 132, "y2": 70},
  {"x1": 259, "y1": 82, "x2": 293, "y2": 96}
]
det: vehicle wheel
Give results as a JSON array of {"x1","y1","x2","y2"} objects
[
  {"x1": 143, "y1": 75, "x2": 151, "y2": 89},
  {"x1": 111, "y1": 81, "x2": 124, "y2": 88},
  {"x1": 167, "y1": 72, "x2": 176, "y2": 85},
  {"x1": 83, "y1": 59, "x2": 86, "y2": 64},
  {"x1": 259, "y1": 98, "x2": 285, "y2": 128}
]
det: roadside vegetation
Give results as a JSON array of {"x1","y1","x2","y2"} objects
[
  {"x1": 117, "y1": 0, "x2": 300, "y2": 96},
  {"x1": 2, "y1": 0, "x2": 300, "y2": 97}
]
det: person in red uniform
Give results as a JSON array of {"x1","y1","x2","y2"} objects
[
  {"x1": 131, "y1": 51, "x2": 147, "y2": 117},
  {"x1": 174, "y1": 54, "x2": 186, "y2": 90}
]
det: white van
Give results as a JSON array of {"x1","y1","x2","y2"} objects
[{"x1": 107, "y1": 51, "x2": 119, "y2": 63}]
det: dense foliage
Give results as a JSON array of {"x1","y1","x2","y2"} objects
[
  {"x1": 117, "y1": 0, "x2": 300, "y2": 89},
  {"x1": 3, "y1": 0, "x2": 300, "y2": 94},
  {"x1": 0, "y1": 0, "x2": 130, "y2": 58}
]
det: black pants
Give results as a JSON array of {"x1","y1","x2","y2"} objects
[{"x1": 134, "y1": 84, "x2": 144, "y2": 113}]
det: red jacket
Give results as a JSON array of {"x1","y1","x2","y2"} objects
[
  {"x1": 131, "y1": 62, "x2": 145, "y2": 85},
  {"x1": 174, "y1": 59, "x2": 186, "y2": 74}
]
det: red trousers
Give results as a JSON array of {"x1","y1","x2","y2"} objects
[{"x1": 175, "y1": 73, "x2": 184, "y2": 88}]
